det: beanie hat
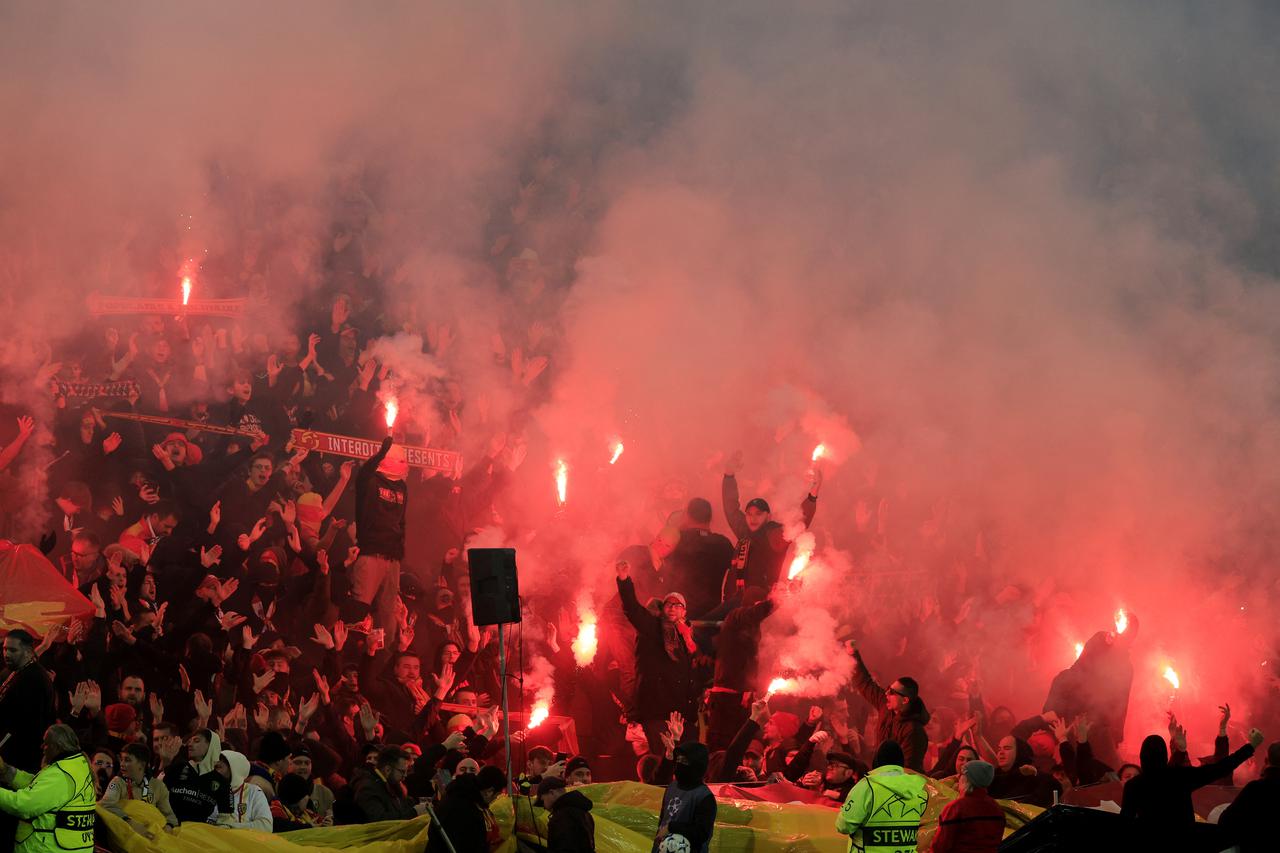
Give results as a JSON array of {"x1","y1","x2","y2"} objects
[
  {"x1": 105, "y1": 703, "x2": 137, "y2": 733},
  {"x1": 162, "y1": 432, "x2": 202, "y2": 465},
  {"x1": 258, "y1": 731, "x2": 291, "y2": 764},
  {"x1": 663, "y1": 591, "x2": 687, "y2": 608},
  {"x1": 535, "y1": 776, "x2": 567, "y2": 799},
  {"x1": 770, "y1": 711, "x2": 801, "y2": 740},
  {"x1": 565, "y1": 755, "x2": 590, "y2": 776},
  {"x1": 873, "y1": 740, "x2": 905, "y2": 769},
  {"x1": 963, "y1": 759, "x2": 995, "y2": 788},
  {"x1": 826, "y1": 752, "x2": 858, "y2": 770},
  {"x1": 745, "y1": 498, "x2": 771, "y2": 513},
  {"x1": 277, "y1": 772, "x2": 313, "y2": 805}
]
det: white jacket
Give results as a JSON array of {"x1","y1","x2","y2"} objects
[{"x1": 217, "y1": 750, "x2": 273, "y2": 833}]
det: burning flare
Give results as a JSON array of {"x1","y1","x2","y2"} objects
[
  {"x1": 1114, "y1": 609, "x2": 1129, "y2": 635},
  {"x1": 609, "y1": 441, "x2": 624, "y2": 465},
  {"x1": 527, "y1": 702, "x2": 550, "y2": 730},
  {"x1": 181, "y1": 276, "x2": 192, "y2": 306},
  {"x1": 554, "y1": 459, "x2": 568, "y2": 506},
  {"x1": 1163, "y1": 666, "x2": 1180, "y2": 690},
  {"x1": 384, "y1": 398, "x2": 399, "y2": 431},
  {"x1": 1074, "y1": 642, "x2": 1085, "y2": 660},
  {"x1": 766, "y1": 677, "x2": 795, "y2": 697},
  {"x1": 571, "y1": 613, "x2": 598, "y2": 667},
  {"x1": 787, "y1": 532, "x2": 816, "y2": 580},
  {"x1": 811, "y1": 443, "x2": 826, "y2": 462}
]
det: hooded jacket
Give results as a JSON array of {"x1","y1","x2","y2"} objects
[
  {"x1": 426, "y1": 775, "x2": 489, "y2": 853},
  {"x1": 163, "y1": 731, "x2": 227, "y2": 824},
  {"x1": 546, "y1": 789, "x2": 596, "y2": 853},
  {"x1": 848, "y1": 651, "x2": 931, "y2": 771},
  {"x1": 655, "y1": 743, "x2": 716, "y2": 853},
  {"x1": 219, "y1": 750, "x2": 272, "y2": 832},
  {"x1": 835, "y1": 764, "x2": 929, "y2": 853}
]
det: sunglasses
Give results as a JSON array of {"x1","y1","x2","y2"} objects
[{"x1": 886, "y1": 687, "x2": 910, "y2": 698}]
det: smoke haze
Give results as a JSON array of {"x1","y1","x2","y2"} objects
[{"x1": 3, "y1": 1, "x2": 1280, "y2": 757}]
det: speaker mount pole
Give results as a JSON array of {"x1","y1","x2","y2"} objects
[{"x1": 499, "y1": 621, "x2": 512, "y2": 788}]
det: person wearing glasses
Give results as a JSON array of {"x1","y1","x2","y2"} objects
[
  {"x1": 844, "y1": 640, "x2": 931, "y2": 772},
  {"x1": 616, "y1": 558, "x2": 699, "y2": 758}
]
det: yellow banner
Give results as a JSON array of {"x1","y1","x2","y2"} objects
[{"x1": 97, "y1": 777, "x2": 1040, "y2": 852}]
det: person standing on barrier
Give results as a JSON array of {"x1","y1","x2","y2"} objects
[{"x1": 350, "y1": 435, "x2": 409, "y2": 647}]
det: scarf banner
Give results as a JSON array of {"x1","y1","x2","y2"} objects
[
  {"x1": 54, "y1": 380, "x2": 140, "y2": 399},
  {"x1": 101, "y1": 411, "x2": 256, "y2": 436},
  {"x1": 87, "y1": 292, "x2": 248, "y2": 317},
  {"x1": 289, "y1": 428, "x2": 463, "y2": 475}
]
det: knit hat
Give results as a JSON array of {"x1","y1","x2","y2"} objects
[
  {"x1": 161, "y1": 432, "x2": 202, "y2": 465},
  {"x1": 872, "y1": 740, "x2": 905, "y2": 769},
  {"x1": 662, "y1": 591, "x2": 687, "y2": 607},
  {"x1": 745, "y1": 498, "x2": 771, "y2": 513},
  {"x1": 826, "y1": 752, "x2": 858, "y2": 770},
  {"x1": 104, "y1": 703, "x2": 136, "y2": 733},
  {"x1": 963, "y1": 759, "x2": 995, "y2": 789},
  {"x1": 565, "y1": 755, "x2": 590, "y2": 776},
  {"x1": 535, "y1": 776, "x2": 566, "y2": 799},
  {"x1": 770, "y1": 711, "x2": 801, "y2": 740},
  {"x1": 258, "y1": 731, "x2": 291, "y2": 764},
  {"x1": 277, "y1": 772, "x2": 313, "y2": 806}
]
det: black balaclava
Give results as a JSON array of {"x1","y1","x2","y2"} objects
[{"x1": 673, "y1": 742, "x2": 709, "y2": 790}]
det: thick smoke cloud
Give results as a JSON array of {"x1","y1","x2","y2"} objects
[{"x1": 3, "y1": 0, "x2": 1280, "y2": 759}]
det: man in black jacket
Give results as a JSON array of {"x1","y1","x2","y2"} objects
[
  {"x1": 350, "y1": 436, "x2": 408, "y2": 646},
  {"x1": 720, "y1": 451, "x2": 819, "y2": 599},
  {"x1": 353, "y1": 746, "x2": 427, "y2": 823},
  {"x1": 844, "y1": 640, "x2": 931, "y2": 772},
  {"x1": 0, "y1": 630, "x2": 56, "y2": 773},
  {"x1": 616, "y1": 560, "x2": 698, "y2": 756},
  {"x1": 537, "y1": 776, "x2": 595, "y2": 853},
  {"x1": 1218, "y1": 740, "x2": 1280, "y2": 853}
]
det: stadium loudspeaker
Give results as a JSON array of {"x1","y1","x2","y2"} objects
[{"x1": 466, "y1": 548, "x2": 521, "y2": 626}]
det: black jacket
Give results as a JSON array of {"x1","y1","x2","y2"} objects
[
  {"x1": 1218, "y1": 766, "x2": 1280, "y2": 853},
  {"x1": 848, "y1": 650, "x2": 930, "y2": 772},
  {"x1": 352, "y1": 767, "x2": 418, "y2": 822},
  {"x1": 0, "y1": 660, "x2": 57, "y2": 773},
  {"x1": 720, "y1": 475, "x2": 817, "y2": 596},
  {"x1": 1121, "y1": 741, "x2": 1255, "y2": 832},
  {"x1": 617, "y1": 576, "x2": 697, "y2": 721},
  {"x1": 547, "y1": 790, "x2": 595, "y2": 853},
  {"x1": 355, "y1": 437, "x2": 407, "y2": 560},
  {"x1": 427, "y1": 776, "x2": 490, "y2": 853}
]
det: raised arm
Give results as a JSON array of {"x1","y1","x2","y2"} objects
[
  {"x1": 721, "y1": 452, "x2": 749, "y2": 540},
  {"x1": 845, "y1": 642, "x2": 888, "y2": 714}
]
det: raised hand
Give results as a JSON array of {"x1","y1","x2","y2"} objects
[
  {"x1": 311, "y1": 623, "x2": 335, "y2": 649},
  {"x1": 200, "y1": 545, "x2": 222, "y2": 568},
  {"x1": 312, "y1": 670, "x2": 330, "y2": 704},
  {"x1": 84, "y1": 681, "x2": 102, "y2": 715},
  {"x1": 725, "y1": 450, "x2": 744, "y2": 476},
  {"x1": 1248, "y1": 728, "x2": 1264, "y2": 748},
  {"x1": 667, "y1": 711, "x2": 685, "y2": 743},
  {"x1": 194, "y1": 690, "x2": 212, "y2": 723},
  {"x1": 253, "y1": 703, "x2": 269, "y2": 731},
  {"x1": 1218, "y1": 703, "x2": 1231, "y2": 735},
  {"x1": 252, "y1": 668, "x2": 275, "y2": 695},
  {"x1": 102, "y1": 432, "x2": 123, "y2": 455},
  {"x1": 208, "y1": 500, "x2": 221, "y2": 530},
  {"x1": 358, "y1": 702, "x2": 378, "y2": 739},
  {"x1": 432, "y1": 662, "x2": 456, "y2": 699},
  {"x1": 242, "y1": 624, "x2": 260, "y2": 650},
  {"x1": 332, "y1": 620, "x2": 349, "y2": 651},
  {"x1": 443, "y1": 731, "x2": 467, "y2": 751},
  {"x1": 298, "y1": 693, "x2": 321, "y2": 724},
  {"x1": 809, "y1": 730, "x2": 832, "y2": 750},
  {"x1": 807, "y1": 705, "x2": 824, "y2": 726},
  {"x1": 70, "y1": 682, "x2": 88, "y2": 715},
  {"x1": 750, "y1": 698, "x2": 771, "y2": 724},
  {"x1": 219, "y1": 611, "x2": 246, "y2": 632}
]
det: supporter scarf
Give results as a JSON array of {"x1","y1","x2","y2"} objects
[{"x1": 54, "y1": 380, "x2": 140, "y2": 399}]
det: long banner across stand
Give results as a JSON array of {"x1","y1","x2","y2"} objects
[
  {"x1": 101, "y1": 411, "x2": 463, "y2": 474},
  {"x1": 87, "y1": 292, "x2": 249, "y2": 318}
]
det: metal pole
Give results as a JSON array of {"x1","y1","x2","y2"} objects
[
  {"x1": 423, "y1": 799, "x2": 458, "y2": 853},
  {"x1": 499, "y1": 622, "x2": 512, "y2": 787}
]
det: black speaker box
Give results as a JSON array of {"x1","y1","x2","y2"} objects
[{"x1": 467, "y1": 547, "x2": 521, "y2": 626}]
